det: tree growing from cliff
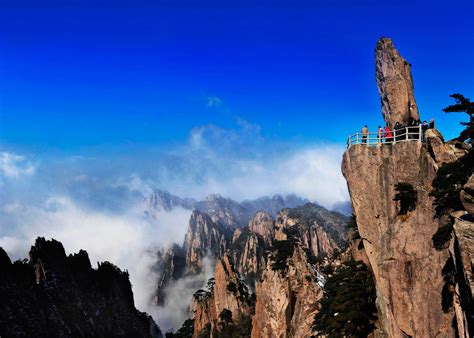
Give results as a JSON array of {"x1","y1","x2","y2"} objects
[
  {"x1": 443, "y1": 93, "x2": 474, "y2": 145},
  {"x1": 219, "y1": 309, "x2": 233, "y2": 325},
  {"x1": 430, "y1": 150, "x2": 473, "y2": 218},
  {"x1": 393, "y1": 182, "x2": 417, "y2": 215},
  {"x1": 432, "y1": 221, "x2": 454, "y2": 251},
  {"x1": 313, "y1": 259, "x2": 377, "y2": 337},
  {"x1": 165, "y1": 319, "x2": 194, "y2": 338}
]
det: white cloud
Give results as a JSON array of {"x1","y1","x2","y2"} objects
[
  {"x1": 150, "y1": 255, "x2": 215, "y2": 332},
  {"x1": 206, "y1": 96, "x2": 222, "y2": 107},
  {"x1": 113, "y1": 174, "x2": 154, "y2": 197},
  {"x1": 0, "y1": 196, "x2": 192, "y2": 318},
  {"x1": 0, "y1": 152, "x2": 36, "y2": 178},
  {"x1": 171, "y1": 145, "x2": 347, "y2": 207},
  {"x1": 3, "y1": 202, "x2": 23, "y2": 214},
  {"x1": 160, "y1": 124, "x2": 348, "y2": 208},
  {"x1": 73, "y1": 174, "x2": 88, "y2": 182}
]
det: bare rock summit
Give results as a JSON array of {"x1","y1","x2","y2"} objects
[{"x1": 375, "y1": 37, "x2": 419, "y2": 127}]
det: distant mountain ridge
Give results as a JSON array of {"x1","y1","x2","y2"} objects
[{"x1": 145, "y1": 189, "x2": 312, "y2": 228}]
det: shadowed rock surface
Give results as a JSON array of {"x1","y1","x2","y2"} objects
[{"x1": 0, "y1": 237, "x2": 161, "y2": 338}]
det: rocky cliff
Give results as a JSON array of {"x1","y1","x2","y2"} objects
[
  {"x1": 342, "y1": 37, "x2": 473, "y2": 337},
  {"x1": 375, "y1": 37, "x2": 419, "y2": 127},
  {"x1": 275, "y1": 203, "x2": 349, "y2": 258},
  {"x1": 163, "y1": 200, "x2": 350, "y2": 336},
  {"x1": 155, "y1": 244, "x2": 187, "y2": 305},
  {"x1": 251, "y1": 242, "x2": 323, "y2": 337},
  {"x1": 248, "y1": 211, "x2": 275, "y2": 245},
  {"x1": 192, "y1": 255, "x2": 254, "y2": 337},
  {"x1": 155, "y1": 210, "x2": 230, "y2": 305},
  {"x1": 145, "y1": 190, "x2": 309, "y2": 229},
  {"x1": 343, "y1": 141, "x2": 455, "y2": 337},
  {"x1": 184, "y1": 210, "x2": 230, "y2": 271},
  {"x1": 230, "y1": 211, "x2": 274, "y2": 286},
  {"x1": 0, "y1": 237, "x2": 161, "y2": 338}
]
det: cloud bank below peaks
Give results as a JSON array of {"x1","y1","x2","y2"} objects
[{"x1": 154, "y1": 123, "x2": 348, "y2": 207}]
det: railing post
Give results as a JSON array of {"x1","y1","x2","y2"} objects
[{"x1": 406, "y1": 127, "x2": 408, "y2": 141}]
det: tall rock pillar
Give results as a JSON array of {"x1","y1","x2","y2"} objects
[
  {"x1": 342, "y1": 37, "x2": 469, "y2": 337},
  {"x1": 375, "y1": 37, "x2": 420, "y2": 128}
]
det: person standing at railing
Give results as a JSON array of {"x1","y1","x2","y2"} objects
[
  {"x1": 384, "y1": 125, "x2": 393, "y2": 143},
  {"x1": 422, "y1": 120, "x2": 428, "y2": 141},
  {"x1": 378, "y1": 126, "x2": 384, "y2": 143},
  {"x1": 415, "y1": 119, "x2": 421, "y2": 140},
  {"x1": 429, "y1": 118, "x2": 435, "y2": 129},
  {"x1": 407, "y1": 117, "x2": 419, "y2": 140},
  {"x1": 394, "y1": 121, "x2": 402, "y2": 141},
  {"x1": 361, "y1": 125, "x2": 368, "y2": 143}
]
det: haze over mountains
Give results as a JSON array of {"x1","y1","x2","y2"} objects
[
  {"x1": 144, "y1": 189, "x2": 349, "y2": 227},
  {"x1": 0, "y1": 186, "x2": 351, "y2": 336}
]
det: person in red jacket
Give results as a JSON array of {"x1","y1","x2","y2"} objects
[{"x1": 384, "y1": 126, "x2": 393, "y2": 143}]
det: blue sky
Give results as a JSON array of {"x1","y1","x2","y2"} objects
[
  {"x1": 0, "y1": 0, "x2": 473, "y2": 207},
  {"x1": 0, "y1": 0, "x2": 472, "y2": 153}
]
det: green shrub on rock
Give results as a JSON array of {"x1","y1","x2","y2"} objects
[
  {"x1": 313, "y1": 259, "x2": 377, "y2": 337},
  {"x1": 394, "y1": 182, "x2": 417, "y2": 215},
  {"x1": 432, "y1": 221, "x2": 454, "y2": 251}
]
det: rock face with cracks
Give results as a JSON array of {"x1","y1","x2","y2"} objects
[
  {"x1": 183, "y1": 210, "x2": 230, "y2": 271},
  {"x1": 248, "y1": 211, "x2": 275, "y2": 246},
  {"x1": 251, "y1": 245, "x2": 323, "y2": 338},
  {"x1": 192, "y1": 255, "x2": 253, "y2": 337},
  {"x1": 342, "y1": 36, "x2": 474, "y2": 337},
  {"x1": 274, "y1": 203, "x2": 349, "y2": 258},
  {"x1": 375, "y1": 37, "x2": 419, "y2": 128},
  {"x1": 342, "y1": 137, "x2": 474, "y2": 337}
]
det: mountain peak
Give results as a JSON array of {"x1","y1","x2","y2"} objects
[{"x1": 375, "y1": 37, "x2": 419, "y2": 128}]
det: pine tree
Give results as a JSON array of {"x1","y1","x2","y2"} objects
[{"x1": 443, "y1": 93, "x2": 474, "y2": 145}]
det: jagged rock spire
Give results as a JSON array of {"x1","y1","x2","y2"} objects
[{"x1": 375, "y1": 37, "x2": 420, "y2": 128}]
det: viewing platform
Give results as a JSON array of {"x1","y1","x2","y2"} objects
[{"x1": 347, "y1": 125, "x2": 424, "y2": 148}]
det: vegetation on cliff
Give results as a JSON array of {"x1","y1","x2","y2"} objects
[
  {"x1": 393, "y1": 182, "x2": 417, "y2": 215},
  {"x1": 432, "y1": 220, "x2": 454, "y2": 250},
  {"x1": 313, "y1": 259, "x2": 377, "y2": 337},
  {"x1": 267, "y1": 226, "x2": 298, "y2": 274},
  {"x1": 430, "y1": 150, "x2": 473, "y2": 218},
  {"x1": 430, "y1": 96, "x2": 473, "y2": 253},
  {"x1": 430, "y1": 94, "x2": 474, "y2": 218},
  {"x1": 443, "y1": 93, "x2": 474, "y2": 145},
  {"x1": 440, "y1": 257, "x2": 456, "y2": 313},
  {"x1": 165, "y1": 319, "x2": 194, "y2": 338}
]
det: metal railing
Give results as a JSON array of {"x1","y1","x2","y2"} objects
[{"x1": 347, "y1": 125, "x2": 423, "y2": 148}]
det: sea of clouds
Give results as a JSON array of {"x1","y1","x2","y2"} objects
[{"x1": 0, "y1": 120, "x2": 349, "y2": 331}]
